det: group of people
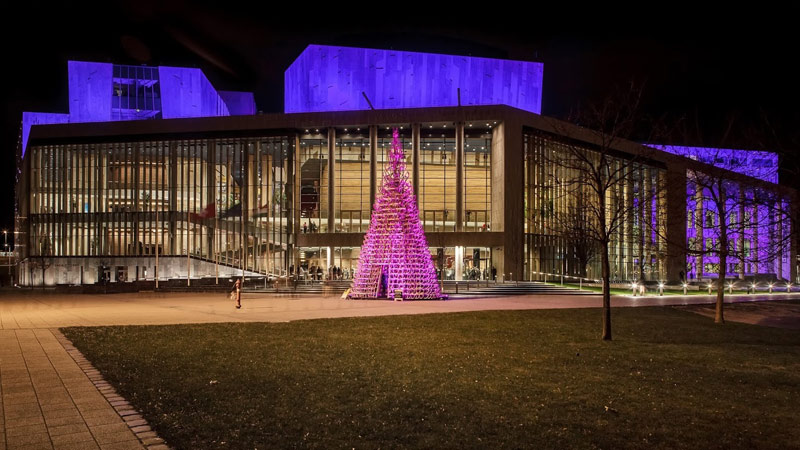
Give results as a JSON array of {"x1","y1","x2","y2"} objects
[{"x1": 301, "y1": 222, "x2": 318, "y2": 233}]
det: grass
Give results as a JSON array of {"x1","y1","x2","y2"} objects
[{"x1": 62, "y1": 308, "x2": 800, "y2": 449}]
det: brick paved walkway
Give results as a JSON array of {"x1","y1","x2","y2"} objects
[{"x1": 0, "y1": 329, "x2": 166, "y2": 450}]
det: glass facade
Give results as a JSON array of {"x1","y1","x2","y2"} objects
[
  {"x1": 18, "y1": 116, "x2": 792, "y2": 286},
  {"x1": 419, "y1": 123, "x2": 457, "y2": 232},
  {"x1": 28, "y1": 136, "x2": 295, "y2": 280},
  {"x1": 334, "y1": 130, "x2": 370, "y2": 233},
  {"x1": 523, "y1": 131, "x2": 668, "y2": 282}
]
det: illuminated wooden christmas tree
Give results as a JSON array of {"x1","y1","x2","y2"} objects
[{"x1": 348, "y1": 129, "x2": 444, "y2": 299}]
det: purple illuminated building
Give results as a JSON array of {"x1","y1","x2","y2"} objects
[
  {"x1": 285, "y1": 44, "x2": 543, "y2": 114},
  {"x1": 13, "y1": 46, "x2": 797, "y2": 288},
  {"x1": 21, "y1": 61, "x2": 255, "y2": 156}
]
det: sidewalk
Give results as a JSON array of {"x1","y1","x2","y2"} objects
[
  {"x1": 1, "y1": 291, "x2": 799, "y2": 329},
  {"x1": 0, "y1": 329, "x2": 166, "y2": 450}
]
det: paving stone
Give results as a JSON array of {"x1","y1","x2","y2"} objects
[
  {"x1": 5, "y1": 422, "x2": 48, "y2": 437},
  {"x1": 124, "y1": 419, "x2": 147, "y2": 427},
  {"x1": 5, "y1": 431, "x2": 51, "y2": 447},
  {"x1": 98, "y1": 440, "x2": 145, "y2": 450},
  {"x1": 4, "y1": 414, "x2": 45, "y2": 428},
  {"x1": 93, "y1": 430, "x2": 138, "y2": 446},
  {"x1": 47, "y1": 422, "x2": 90, "y2": 437},
  {"x1": 130, "y1": 425, "x2": 151, "y2": 433},
  {"x1": 53, "y1": 442, "x2": 100, "y2": 450},
  {"x1": 44, "y1": 415, "x2": 87, "y2": 427},
  {"x1": 50, "y1": 431, "x2": 96, "y2": 445}
]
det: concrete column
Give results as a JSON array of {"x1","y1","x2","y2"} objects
[
  {"x1": 455, "y1": 245, "x2": 464, "y2": 281},
  {"x1": 643, "y1": 167, "x2": 652, "y2": 279},
  {"x1": 665, "y1": 166, "x2": 687, "y2": 283},
  {"x1": 412, "y1": 123, "x2": 421, "y2": 204},
  {"x1": 455, "y1": 122, "x2": 464, "y2": 232},
  {"x1": 292, "y1": 135, "x2": 301, "y2": 275},
  {"x1": 498, "y1": 120, "x2": 523, "y2": 280},
  {"x1": 739, "y1": 189, "x2": 746, "y2": 279},
  {"x1": 328, "y1": 128, "x2": 335, "y2": 233},
  {"x1": 369, "y1": 125, "x2": 378, "y2": 207},
  {"x1": 169, "y1": 141, "x2": 178, "y2": 254},
  {"x1": 694, "y1": 182, "x2": 704, "y2": 279},
  {"x1": 207, "y1": 141, "x2": 216, "y2": 260}
]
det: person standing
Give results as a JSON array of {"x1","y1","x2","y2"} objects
[{"x1": 231, "y1": 279, "x2": 242, "y2": 309}]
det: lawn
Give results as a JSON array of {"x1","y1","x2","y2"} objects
[{"x1": 62, "y1": 308, "x2": 800, "y2": 450}]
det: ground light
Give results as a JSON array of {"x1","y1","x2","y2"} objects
[
  {"x1": 727, "y1": 282, "x2": 734, "y2": 294},
  {"x1": 769, "y1": 283, "x2": 774, "y2": 294},
  {"x1": 708, "y1": 283, "x2": 713, "y2": 294},
  {"x1": 631, "y1": 282, "x2": 638, "y2": 296},
  {"x1": 658, "y1": 282, "x2": 664, "y2": 296},
  {"x1": 751, "y1": 283, "x2": 758, "y2": 294},
  {"x1": 787, "y1": 283, "x2": 793, "y2": 292},
  {"x1": 682, "y1": 283, "x2": 688, "y2": 295}
]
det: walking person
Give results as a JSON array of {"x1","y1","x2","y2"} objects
[{"x1": 231, "y1": 279, "x2": 242, "y2": 309}]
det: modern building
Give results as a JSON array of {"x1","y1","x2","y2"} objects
[{"x1": 14, "y1": 45, "x2": 796, "y2": 286}]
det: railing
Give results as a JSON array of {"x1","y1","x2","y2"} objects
[{"x1": 528, "y1": 271, "x2": 601, "y2": 289}]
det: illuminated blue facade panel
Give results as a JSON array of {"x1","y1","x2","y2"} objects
[
  {"x1": 284, "y1": 45, "x2": 544, "y2": 114},
  {"x1": 22, "y1": 61, "x2": 255, "y2": 156},
  {"x1": 219, "y1": 91, "x2": 256, "y2": 115},
  {"x1": 158, "y1": 66, "x2": 229, "y2": 119},
  {"x1": 67, "y1": 61, "x2": 114, "y2": 122},
  {"x1": 656, "y1": 145, "x2": 779, "y2": 183}
]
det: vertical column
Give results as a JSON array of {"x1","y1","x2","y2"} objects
[
  {"x1": 665, "y1": 166, "x2": 687, "y2": 283},
  {"x1": 692, "y1": 180, "x2": 702, "y2": 278},
  {"x1": 207, "y1": 141, "x2": 216, "y2": 260},
  {"x1": 169, "y1": 141, "x2": 178, "y2": 255},
  {"x1": 369, "y1": 125, "x2": 378, "y2": 208},
  {"x1": 455, "y1": 122, "x2": 464, "y2": 232},
  {"x1": 499, "y1": 120, "x2": 523, "y2": 280},
  {"x1": 643, "y1": 167, "x2": 652, "y2": 279},
  {"x1": 292, "y1": 135, "x2": 301, "y2": 273},
  {"x1": 242, "y1": 141, "x2": 250, "y2": 273},
  {"x1": 328, "y1": 128, "x2": 336, "y2": 233},
  {"x1": 133, "y1": 143, "x2": 141, "y2": 257},
  {"x1": 739, "y1": 189, "x2": 746, "y2": 279},
  {"x1": 412, "y1": 123, "x2": 421, "y2": 204}
]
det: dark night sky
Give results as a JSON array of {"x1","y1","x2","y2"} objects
[{"x1": 3, "y1": 3, "x2": 798, "y2": 244}]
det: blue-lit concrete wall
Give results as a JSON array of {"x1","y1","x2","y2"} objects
[
  {"x1": 68, "y1": 61, "x2": 113, "y2": 122},
  {"x1": 22, "y1": 61, "x2": 256, "y2": 156},
  {"x1": 158, "y1": 66, "x2": 229, "y2": 119},
  {"x1": 219, "y1": 91, "x2": 257, "y2": 115},
  {"x1": 656, "y1": 145, "x2": 779, "y2": 184},
  {"x1": 21, "y1": 112, "x2": 70, "y2": 155},
  {"x1": 285, "y1": 45, "x2": 544, "y2": 114}
]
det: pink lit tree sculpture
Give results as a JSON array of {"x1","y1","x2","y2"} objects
[{"x1": 348, "y1": 129, "x2": 444, "y2": 299}]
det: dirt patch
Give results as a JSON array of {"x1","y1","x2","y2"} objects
[{"x1": 679, "y1": 300, "x2": 800, "y2": 329}]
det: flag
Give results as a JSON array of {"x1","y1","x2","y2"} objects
[
  {"x1": 253, "y1": 202, "x2": 271, "y2": 218},
  {"x1": 189, "y1": 203, "x2": 215, "y2": 221},
  {"x1": 221, "y1": 203, "x2": 242, "y2": 218}
]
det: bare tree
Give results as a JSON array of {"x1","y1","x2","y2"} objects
[
  {"x1": 541, "y1": 83, "x2": 666, "y2": 340},
  {"x1": 655, "y1": 115, "x2": 790, "y2": 324}
]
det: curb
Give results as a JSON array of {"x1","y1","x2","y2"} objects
[{"x1": 52, "y1": 329, "x2": 171, "y2": 450}]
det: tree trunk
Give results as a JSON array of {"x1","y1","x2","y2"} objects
[
  {"x1": 601, "y1": 242, "x2": 612, "y2": 340},
  {"x1": 716, "y1": 252, "x2": 726, "y2": 324}
]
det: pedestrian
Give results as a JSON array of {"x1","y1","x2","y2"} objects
[
  {"x1": 491, "y1": 266, "x2": 497, "y2": 281},
  {"x1": 303, "y1": 222, "x2": 308, "y2": 233},
  {"x1": 231, "y1": 279, "x2": 242, "y2": 309}
]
